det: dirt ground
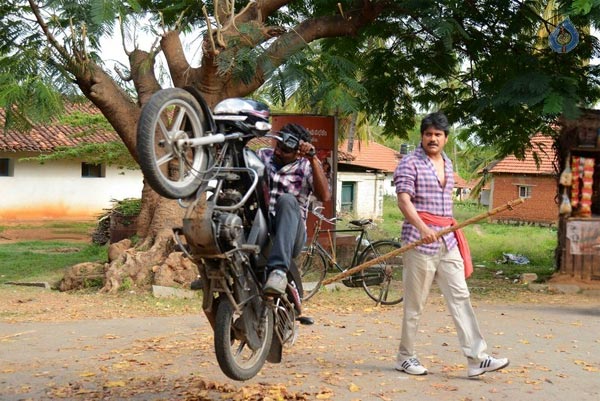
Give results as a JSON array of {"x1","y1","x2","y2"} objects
[
  {"x1": 1, "y1": 284, "x2": 600, "y2": 401},
  {"x1": 1, "y1": 224, "x2": 600, "y2": 400},
  {"x1": 0, "y1": 221, "x2": 93, "y2": 243}
]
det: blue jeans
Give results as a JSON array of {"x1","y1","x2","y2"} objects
[{"x1": 267, "y1": 194, "x2": 306, "y2": 272}]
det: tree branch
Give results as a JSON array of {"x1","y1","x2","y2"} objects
[
  {"x1": 28, "y1": 0, "x2": 72, "y2": 64},
  {"x1": 237, "y1": 1, "x2": 389, "y2": 94},
  {"x1": 161, "y1": 30, "x2": 192, "y2": 87}
]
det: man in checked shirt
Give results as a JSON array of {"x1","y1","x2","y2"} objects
[
  {"x1": 393, "y1": 112, "x2": 509, "y2": 378},
  {"x1": 257, "y1": 123, "x2": 330, "y2": 295}
]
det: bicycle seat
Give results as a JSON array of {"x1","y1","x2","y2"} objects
[{"x1": 349, "y1": 219, "x2": 372, "y2": 227}]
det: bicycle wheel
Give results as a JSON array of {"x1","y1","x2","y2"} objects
[
  {"x1": 295, "y1": 246, "x2": 327, "y2": 301},
  {"x1": 136, "y1": 88, "x2": 209, "y2": 199},
  {"x1": 359, "y1": 240, "x2": 403, "y2": 305}
]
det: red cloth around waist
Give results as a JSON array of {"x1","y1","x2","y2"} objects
[{"x1": 417, "y1": 212, "x2": 473, "y2": 278}]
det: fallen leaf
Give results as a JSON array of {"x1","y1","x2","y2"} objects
[
  {"x1": 104, "y1": 380, "x2": 126, "y2": 388},
  {"x1": 316, "y1": 391, "x2": 333, "y2": 399},
  {"x1": 103, "y1": 334, "x2": 120, "y2": 339}
]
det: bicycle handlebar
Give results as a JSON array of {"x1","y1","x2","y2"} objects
[{"x1": 303, "y1": 204, "x2": 337, "y2": 225}]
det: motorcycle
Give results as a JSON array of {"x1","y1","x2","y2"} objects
[{"x1": 136, "y1": 87, "x2": 307, "y2": 381}]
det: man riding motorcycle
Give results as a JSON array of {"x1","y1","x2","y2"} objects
[{"x1": 258, "y1": 123, "x2": 331, "y2": 295}]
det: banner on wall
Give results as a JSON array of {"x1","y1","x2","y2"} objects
[
  {"x1": 271, "y1": 114, "x2": 337, "y2": 238},
  {"x1": 566, "y1": 220, "x2": 600, "y2": 255}
]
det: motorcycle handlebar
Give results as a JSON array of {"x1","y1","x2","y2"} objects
[{"x1": 179, "y1": 132, "x2": 243, "y2": 148}]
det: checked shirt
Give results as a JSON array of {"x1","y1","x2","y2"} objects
[
  {"x1": 393, "y1": 145, "x2": 458, "y2": 254},
  {"x1": 256, "y1": 148, "x2": 314, "y2": 221}
]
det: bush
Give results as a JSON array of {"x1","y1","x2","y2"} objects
[{"x1": 92, "y1": 198, "x2": 141, "y2": 245}]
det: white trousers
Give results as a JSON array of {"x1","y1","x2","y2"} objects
[{"x1": 398, "y1": 244, "x2": 488, "y2": 362}]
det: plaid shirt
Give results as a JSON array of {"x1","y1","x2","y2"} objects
[
  {"x1": 393, "y1": 144, "x2": 458, "y2": 254},
  {"x1": 256, "y1": 148, "x2": 314, "y2": 221}
]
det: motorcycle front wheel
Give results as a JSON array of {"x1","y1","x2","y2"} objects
[
  {"x1": 136, "y1": 88, "x2": 209, "y2": 199},
  {"x1": 214, "y1": 298, "x2": 274, "y2": 381}
]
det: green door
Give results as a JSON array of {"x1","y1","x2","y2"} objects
[{"x1": 341, "y1": 181, "x2": 355, "y2": 212}]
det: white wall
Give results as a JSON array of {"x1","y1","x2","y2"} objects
[
  {"x1": 336, "y1": 171, "x2": 386, "y2": 219},
  {"x1": 383, "y1": 172, "x2": 396, "y2": 196},
  {"x1": 0, "y1": 153, "x2": 143, "y2": 220}
]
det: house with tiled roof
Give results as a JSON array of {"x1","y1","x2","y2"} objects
[
  {"x1": 484, "y1": 134, "x2": 558, "y2": 225},
  {"x1": 336, "y1": 140, "x2": 401, "y2": 218},
  {"x1": 0, "y1": 104, "x2": 143, "y2": 220}
]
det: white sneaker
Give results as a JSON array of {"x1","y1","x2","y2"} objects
[
  {"x1": 468, "y1": 356, "x2": 509, "y2": 377},
  {"x1": 264, "y1": 269, "x2": 288, "y2": 295},
  {"x1": 395, "y1": 357, "x2": 428, "y2": 375}
]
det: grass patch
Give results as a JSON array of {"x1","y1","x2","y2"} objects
[{"x1": 0, "y1": 241, "x2": 107, "y2": 284}]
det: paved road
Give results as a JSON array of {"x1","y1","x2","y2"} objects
[{"x1": 1, "y1": 296, "x2": 600, "y2": 400}]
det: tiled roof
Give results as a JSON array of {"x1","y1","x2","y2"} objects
[
  {"x1": 0, "y1": 103, "x2": 119, "y2": 152},
  {"x1": 488, "y1": 134, "x2": 556, "y2": 175},
  {"x1": 454, "y1": 173, "x2": 469, "y2": 188},
  {"x1": 338, "y1": 140, "x2": 400, "y2": 172}
]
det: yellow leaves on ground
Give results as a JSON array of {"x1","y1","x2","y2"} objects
[
  {"x1": 574, "y1": 360, "x2": 600, "y2": 372},
  {"x1": 430, "y1": 382, "x2": 458, "y2": 391},
  {"x1": 220, "y1": 383, "x2": 288, "y2": 401},
  {"x1": 441, "y1": 364, "x2": 465, "y2": 373},
  {"x1": 348, "y1": 382, "x2": 360, "y2": 392},
  {"x1": 315, "y1": 389, "x2": 334, "y2": 399},
  {"x1": 102, "y1": 334, "x2": 120, "y2": 340},
  {"x1": 104, "y1": 380, "x2": 126, "y2": 388},
  {"x1": 436, "y1": 325, "x2": 456, "y2": 334}
]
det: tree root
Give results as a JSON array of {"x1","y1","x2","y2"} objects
[{"x1": 99, "y1": 228, "x2": 197, "y2": 293}]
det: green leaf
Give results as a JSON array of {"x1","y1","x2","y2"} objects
[
  {"x1": 570, "y1": 0, "x2": 596, "y2": 15},
  {"x1": 542, "y1": 92, "x2": 563, "y2": 114}
]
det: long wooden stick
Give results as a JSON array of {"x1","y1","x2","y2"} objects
[{"x1": 321, "y1": 197, "x2": 525, "y2": 286}]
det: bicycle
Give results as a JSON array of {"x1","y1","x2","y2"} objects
[{"x1": 296, "y1": 205, "x2": 404, "y2": 305}]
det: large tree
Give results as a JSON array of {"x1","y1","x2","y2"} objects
[{"x1": 1, "y1": 0, "x2": 599, "y2": 290}]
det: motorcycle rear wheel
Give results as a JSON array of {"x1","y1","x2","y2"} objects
[
  {"x1": 136, "y1": 88, "x2": 209, "y2": 199},
  {"x1": 214, "y1": 298, "x2": 274, "y2": 381}
]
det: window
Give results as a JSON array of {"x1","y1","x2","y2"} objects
[
  {"x1": 341, "y1": 181, "x2": 355, "y2": 212},
  {"x1": 81, "y1": 162, "x2": 105, "y2": 178},
  {"x1": 518, "y1": 185, "x2": 532, "y2": 199},
  {"x1": 0, "y1": 158, "x2": 13, "y2": 177}
]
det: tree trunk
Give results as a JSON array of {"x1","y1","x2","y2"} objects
[
  {"x1": 347, "y1": 113, "x2": 358, "y2": 153},
  {"x1": 98, "y1": 181, "x2": 195, "y2": 293}
]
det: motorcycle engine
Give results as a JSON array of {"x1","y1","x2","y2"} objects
[{"x1": 215, "y1": 212, "x2": 244, "y2": 251}]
